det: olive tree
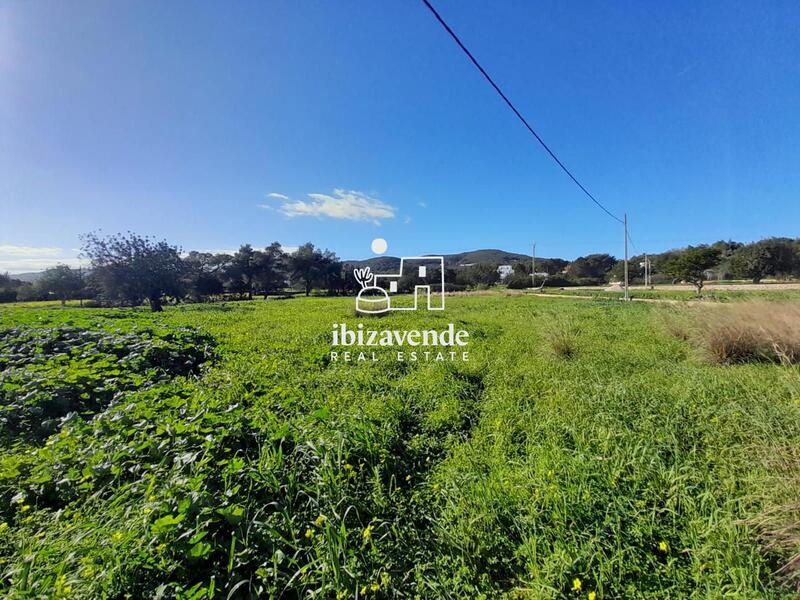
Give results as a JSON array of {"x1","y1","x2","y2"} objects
[
  {"x1": 81, "y1": 231, "x2": 184, "y2": 311},
  {"x1": 36, "y1": 265, "x2": 84, "y2": 305}
]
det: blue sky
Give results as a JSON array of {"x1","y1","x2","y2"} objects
[{"x1": 2, "y1": 0, "x2": 799, "y2": 272}]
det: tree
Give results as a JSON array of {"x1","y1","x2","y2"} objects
[
  {"x1": 662, "y1": 247, "x2": 721, "y2": 296},
  {"x1": 0, "y1": 273, "x2": 26, "y2": 303},
  {"x1": 81, "y1": 231, "x2": 184, "y2": 311},
  {"x1": 225, "y1": 245, "x2": 260, "y2": 300},
  {"x1": 183, "y1": 251, "x2": 225, "y2": 302},
  {"x1": 36, "y1": 265, "x2": 84, "y2": 305},
  {"x1": 607, "y1": 255, "x2": 651, "y2": 285},
  {"x1": 254, "y1": 242, "x2": 287, "y2": 297},
  {"x1": 729, "y1": 244, "x2": 772, "y2": 283},
  {"x1": 566, "y1": 254, "x2": 618, "y2": 281},
  {"x1": 289, "y1": 243, "x2": 326, "y2": 296},
  {"x1": 758, "y1": 238, "x2": 799, "y2": 277},
  {"x1": 457, "y1": 263, "x2": 500, "y2": 288}
]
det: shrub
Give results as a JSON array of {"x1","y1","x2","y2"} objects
[{"x1": 542, "y1": 276, "x2": 577, "y2": 288}]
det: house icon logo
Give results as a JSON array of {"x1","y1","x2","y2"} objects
[{"x1": 355, "y1": 239, "x2": 445, "y2": 314}]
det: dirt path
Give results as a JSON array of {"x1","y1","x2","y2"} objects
[
  {"x1": 529, "y1": 293, "x2": 718, "y2": 306},
  {"x1": 602, "y1": 282, "x2": 800, "y2": 293}
]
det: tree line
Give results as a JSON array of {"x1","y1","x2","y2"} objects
[
  {"x1": 502, "y1": 238, "x2": 800, "y2": 295},
  {"x1": 1, "y1": 233, "x2": 799, "y2": 307},
  {"x1": 1, "y1": 232, "x2": 354, "y2": 310}
]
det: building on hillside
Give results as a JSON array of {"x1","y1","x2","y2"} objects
[{"x1": 497, "y1": 265, "x2": 514, "y2": 280}]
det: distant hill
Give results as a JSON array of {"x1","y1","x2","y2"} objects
[
  {"x1": 9, "y1": 272, "x2": 45, "y2": 283},
  {"x1": 345, "y1": 249, "x2": 556, "y2": 270}
]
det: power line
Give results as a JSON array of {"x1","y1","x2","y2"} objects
[
  {"x1": 420, "y1": 0, "x2": 624, "y2": 225},
  {"x1": 626, "y1": 231, "x2": 639, "y2": 251}
]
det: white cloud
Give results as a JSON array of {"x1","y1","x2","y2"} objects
[
  {"x1": 260, "y1": 189, "x2": 396, "y2": 225},
  {"x1": 0, "y1": 245, "x2": 63, "y2": 256},
  {"x1": 0, "y1": 245, "x2": 85, "y2": 273},
  {"x1": 418, "y1": 201, "x2": 427, "y2": 208},
  {"x1": 404, "y1": 216, "x2": 412, "y2": 224},
  {"x1": 267, "y1": 192, "x2": 289, "y2": 200},
  {"x1": 0, "y1": 257, "x2": 87, "y2": 274}
]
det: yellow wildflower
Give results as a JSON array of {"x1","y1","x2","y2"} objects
[
  {"x1": 315, "y1": 514, "x2": 326, "y2": 526},
  {"x1": 405, "y1": 474, "x2": 412, "y2": 482},
  {"x1": 658, "y1": 541, "x2": 668, "y2": 553},
  {"x1": 336, "y1": 592, "x2": 346, "y2": 600},
  {"x1": 20, "y1": 504, "x2": 30, "y2": 513},
  {"x1": 360, "y1": 585, "x2": 367, "y2": 596},
  {"x1": 370, "y1": 583, "x2": 380, "y2": 592},
  {"x1": 112, "y1": 531, "x2": 123, "y2": 542},
  {"x1": 572, "y1": 578, "x2": 582, "y2": 592},
  {"x1": 304, "y1": 528, "x2": 315, "y2": 540},
  {"x1": 362, "y1": 523, "x2": 374, "y2": 542},
  {"x1": 432, "y1": 482, "x2": 441, "y2": 492},
  {"x1": 588, "y1": 592, "x2": 596, "y2": 600}
]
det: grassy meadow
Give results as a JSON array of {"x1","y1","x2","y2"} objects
[{"x1": 0, "y1": 295, "x2": 799, "y2": 598}]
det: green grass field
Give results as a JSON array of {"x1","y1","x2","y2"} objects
[{"x1": 0, "y1": 297, "x2": 799, "y2": 598}]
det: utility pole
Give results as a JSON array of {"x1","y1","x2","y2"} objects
[
  {"x1": 531, "y1": 241, "x2": 536, "y2": 288},
  {"x1": 624, "y1": 213, "x2": 629, "y2": 301}
]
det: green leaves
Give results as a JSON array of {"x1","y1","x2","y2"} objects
[
  {"x1": 152, "y1": 513, "x2": 185, "y2": 536},
  {"x1": 0, "y1": 324, "x2": 215, "y2": 441},
  {"x1": 216, "y1": 505, "x2": 245, "y2": 525}
]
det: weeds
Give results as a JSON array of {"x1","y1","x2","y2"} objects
[{"x1": 688, "y1": 302, "x2": 800, "y2": 365}]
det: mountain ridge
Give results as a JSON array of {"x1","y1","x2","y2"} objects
[{"x1": 344, "y1": 248, "x2": 547, "y2": 271}]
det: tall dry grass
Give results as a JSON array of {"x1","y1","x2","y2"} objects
[
  {"x1": 750, "y1": 445, "x2": 800, "y2": 591},
  {"x1": 687, "y1": 302, "x2": 800, "y2": 365}
]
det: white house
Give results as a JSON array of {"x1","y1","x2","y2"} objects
[{"x1": 497, "y1": 265, "x2": 514, "y2": 280}]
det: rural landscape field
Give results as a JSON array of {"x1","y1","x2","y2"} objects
[
  {"x1": 1, "y1": 294, "x2": 799, "y2": 598},
  {"x1": 5, "y1": 1, "x2": 800, "y2": 598}
]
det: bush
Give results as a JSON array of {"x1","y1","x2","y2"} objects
[
  {"x1": 542, "y1": 276, "x2": 577, "y2": 288},
  {"x1": 504, "y1": 273, "x2": 531, "y2": 289}
]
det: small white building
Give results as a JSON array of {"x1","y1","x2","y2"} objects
[{"x1": 497, "y1": 265, "x2": 514, "y2": 280}]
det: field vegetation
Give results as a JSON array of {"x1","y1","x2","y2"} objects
[
  {"x1": 0, "y1": 296, "x2": 798, "y2": 598},
  {"x1": 536, "y1": 287, "x2": 800, "y2": 303}
]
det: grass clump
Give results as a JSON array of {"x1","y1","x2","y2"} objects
[
  {"x1": 544, "y1": 318, "x2": 580, "y2": 359},
  {"x1": 690, "y1": 303, "x2": 800, "y2": 365}
]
